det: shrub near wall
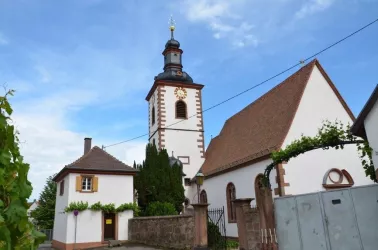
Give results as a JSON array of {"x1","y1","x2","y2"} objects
[{"x1": 128, "y1": 215, "x2": 194, "y2": 249}]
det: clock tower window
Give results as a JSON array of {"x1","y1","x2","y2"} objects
[{"x1": 175, "y1": 100, "x2": 187, "y2": 119}]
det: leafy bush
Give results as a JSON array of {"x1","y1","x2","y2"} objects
[
  {"x1": 64, "y1": 201, "x2": 88, "y2": 213},
  {"x1": 89, "y1": 202, "x2": 102, "y2": 211},
  {"x1": 116, "y1": 202, "x2": 140, "y2": 216},
  {"x1": 207, "y1": 220, "x2": 224, "y2": 248},
  {"x1": 0, "y1": 89, "x2": 45, "y2": 249},
  {"x1": 67, "y1": 201, "x2": 140, "y2": 216},
  {"x1": 144, "y1": 201, "x2": 178, "y2": 216},
  {"x1": 227, "y1": 240, "x2": 239, "y2": 249},
  {"x1": 101, "y1": 203, "x2": 116, "y2": 213}
]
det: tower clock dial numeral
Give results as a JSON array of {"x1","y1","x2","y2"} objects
[{"x1": 175, "y1": 87, "x2": 187, "y2": 100}]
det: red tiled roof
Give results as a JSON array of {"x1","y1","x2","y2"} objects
[
  {"x1": 53, "y1": 146, "x2": 137, "y2": 182},
  {"x1": 201, "y1": 59, "x2": 354, "y2": 177}
]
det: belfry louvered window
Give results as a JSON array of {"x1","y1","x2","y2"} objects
[
  {"x1": 151, "y1": 106, "x2": 156, "y2": 125},
  {"x1": 175, "y1": 100, "x2": 187, "y2": 119}
]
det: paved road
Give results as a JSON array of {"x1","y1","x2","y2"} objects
[{"x1": 38, "y1": 243, "x2": 163, "y2": 250}]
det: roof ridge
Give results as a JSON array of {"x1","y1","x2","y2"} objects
[
  {"x1": 219, "y1": 59, "x2": 317, "y2": 136},
  {"x1": 66, "y1": 147, "x2": 95, "y2": 168},
  {"x1": 201, "y1": 59, "x2": 319, "y2": 177},
  {"x1": 94, "y1": 146, "x2": 134, "y2": 169},
  {"x1": 277, "y1": 60, "x2": 317, "y2": 148}
]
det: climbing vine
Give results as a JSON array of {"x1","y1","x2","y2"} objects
[
  {"x1": 0, "y1": 89, "x2": 46, "y2": 249},
  {"x1": 64, "y1": 201, "x2": 140, "y2": 216},
  {"x1": 263, "y1": 120, "x2": 375, "y2": 186}
]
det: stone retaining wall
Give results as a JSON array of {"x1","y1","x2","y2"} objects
[{"x1": 128, "y1": 215, "x2": 194, "y2": 249}]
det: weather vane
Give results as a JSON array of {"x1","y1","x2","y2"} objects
[{"x1": 168, "y1": 15, "x2": 176, "y2": 39}]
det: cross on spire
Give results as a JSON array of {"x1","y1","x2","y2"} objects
[{"x1": 169, "y1": 15, "x2": 176, "y2": 39}]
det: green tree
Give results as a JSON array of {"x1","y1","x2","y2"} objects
[
  {"x1": 30, "y1": 174, "x2": 57, "y2": 229},
  {"x1": 135, "y1": 143, "x2": 185, "y2": 214},
  {"x1": 0, "y1": 89, "x2": 45, "y2": 249}
]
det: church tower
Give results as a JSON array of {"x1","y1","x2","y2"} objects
[{"x1": 145, "y1": 18, "x2": 205, "y2": 189}]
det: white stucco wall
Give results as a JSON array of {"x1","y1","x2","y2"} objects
[
  {"x1": 53, "y1": 175, "x2": 70, "y2": 242},
  {"x1": 201, "y1": 159, "x2": 278, "y2": 237},
  {"x1": 364, "y1": 99, "x2": 378, "y2": 171},
  {"x1": 54, "y1": 173, "x2": 134, "y2": 244},
  {"x1": 68, "y1": 173, "x2": 134, "y2": 206},
  {"x1": 282, "y1": 65, "x2": 373, "y2": 195},
  {"x1": 118, "y1": 210, "x2": 133, "y2": 241},
  {"x1": 66, "y1": 211, "x2": 102, "y2": 244},
  {"x1": 148, "y1": 85, "x2": 205, "y2": 198},
  {"x1": 162, "y1": 86, "x2": 204, "y2": 184}
]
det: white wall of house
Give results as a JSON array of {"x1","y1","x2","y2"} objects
[
  {"x1": 118, "y1": 210, "x2": 133, "y2": 241},
  {"x1": 53, "y1": 173, "x2": 135, "y2": 245},
  {"x1": 201, "y1": 158, "x2": 278, "y2": 237},
  {"x1": 66, "y1": 211, "x2": 102, "y2": 244},
  {"x1": 28, "y1": 201, "x2": 38, "y2": 216},
  {"x1": 53, "y1": 174, "x2": 70, "y2": 243},
  {"x1": 364, "y1": 99, "x2": 378, "y2": 170},
  {"x1": 68, "y1": 173, "x2": 134, "y2": 206},
  {"x1": 282, "y1": 65, "x2": 373, "y2": 195}
]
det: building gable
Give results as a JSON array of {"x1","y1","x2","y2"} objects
[{"x1": 282, "y1": 62, "x2": 355, "y2": 147}]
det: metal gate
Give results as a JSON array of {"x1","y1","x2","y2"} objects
[
  {"x1": 275, "y1": 184, "x2": 378, "y2": 250},
  {"x1": 207, "y1": 207, "x2": 227, "y2": 250}
]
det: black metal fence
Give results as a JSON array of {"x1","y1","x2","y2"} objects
[
  {"x1": 207, "y1": 207, "x2": 227, "y2": 250},
  {"x1": 39, "y1": 229, "x2": 53, "y2": 242}
]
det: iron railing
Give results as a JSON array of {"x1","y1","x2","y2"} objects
[
  {"x1": 208, "y1": 207, "x2": 227, "y2": 250},
  {"x1": 39, "y1": 229, "x2": 53, "y2": 242}
]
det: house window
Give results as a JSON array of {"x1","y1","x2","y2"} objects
[
  {"x1": 151, "y1": 106, "x2": 155, "y2": 125},
  {"x1": 175, "y1": 100, "x2": 187, "y2": 119},
  {"x1": 82, "y1": 177, "x2": 92, "y2": 191},
  {"x1": 226, "y1": 182, "x2": 237, "y2": 223},
  {"x1": 200, "y1": 190, "x2": 208, "y2": 204},
  {"x1": 184, "y1": 178, "x2": 191, "y2": 186},
  {"x1": 76, "y1": 175, "x2": 98, "y2": 192},
  {"x1": 59, "y1": 180, "x2": 65, "y2": 196}
]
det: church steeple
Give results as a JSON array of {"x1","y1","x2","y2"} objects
[{"x1": 154, "y1": 16, "x2": 193, "y2": 83}]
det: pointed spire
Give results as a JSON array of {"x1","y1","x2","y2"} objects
[{"x1": 169, "y1": 15, "x2": 176, "y2": 40}]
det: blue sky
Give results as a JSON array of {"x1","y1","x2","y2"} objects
[{"x1": 0, "y1": 0, "x2": 377, "y2": 200}]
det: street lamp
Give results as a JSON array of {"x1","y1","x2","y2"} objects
[{"x1": 196, "y1": 172, "x2": 204, "y2": 203}]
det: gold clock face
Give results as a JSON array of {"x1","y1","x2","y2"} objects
[{"x1": 174, "y1": 87, "x2": 187, "y2": 100}]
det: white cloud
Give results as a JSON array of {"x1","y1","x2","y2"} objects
[
  {"x1": 11, "y1": 93, "x2": 147, "y2": 200},
  {"x1": 181, "y1": 0, "x2": 258, "y2": 48},
  {"x1": 7, "y1": 44, "x2": 155, "y2": 200},
  {"x1": 0, "y1": 33, "x2": 9, "y2": 45},
  {"x1": 295, "y1": 0, "x2": 335, "y2": 19}
]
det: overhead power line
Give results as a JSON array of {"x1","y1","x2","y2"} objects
[{"x1": 104, "y1": 17, "x2": 378, "y2": 149}]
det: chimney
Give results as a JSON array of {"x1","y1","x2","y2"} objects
[{"x1": 84, "y1": 138, "x2": 92, "y2": 155}]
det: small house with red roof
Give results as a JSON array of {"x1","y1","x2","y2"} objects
[
  {"x1": 52, "y1": 138, "x2": 138, "y2": 250},
  {"x1": 195, "y1": 59, "x2": 373, "y2": 238}
]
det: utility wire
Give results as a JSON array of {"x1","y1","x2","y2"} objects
[{"x1": 104, "y1": 17, "x2": 378, "y2": 149}]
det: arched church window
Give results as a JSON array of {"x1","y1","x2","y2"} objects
[
  {"x1": 151, "y1": 106, "x2": 155, "y2": 125},
  {"x1": 226, "y1": 182, "x2": 237, "y2": 223},
  {"x1": 200, "y1": 190, "x2": 208, "y2": 204},
  {"x1": 175, "y1": 100, "x2": 187, "y2": 119}
]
